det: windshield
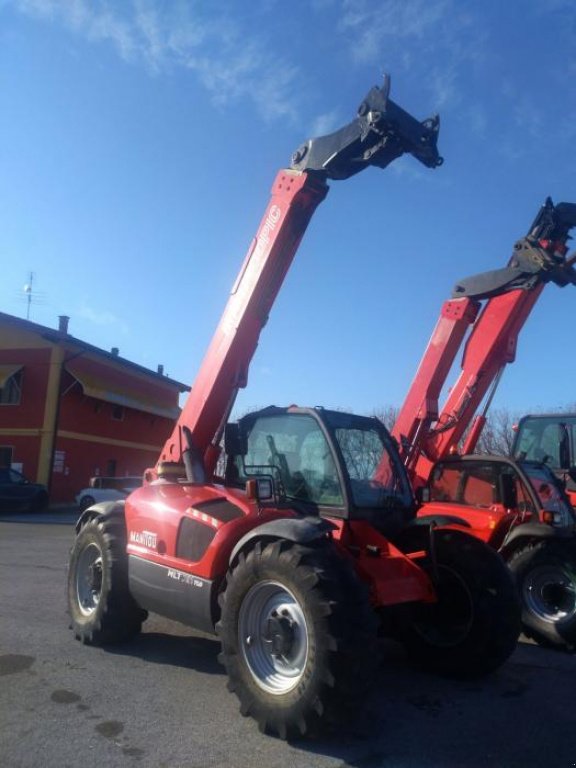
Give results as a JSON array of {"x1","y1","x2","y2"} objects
[
  {"x1": 326, "y1": 413, "x2": 412, "y2": 509},
  {"x1": 518, "y1": 461, "x2": 575, "y2": 521},
  {"x1": 235, "y1": 413, "x2": 345, "y2": 507},
  {"x1": 234, "y1": 410, "x2": 413, "y2": 511},
  {"x1": 514, "y1": 416, "x2": 576, "y2": 470}
]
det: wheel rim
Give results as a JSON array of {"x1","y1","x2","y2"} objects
[
  {"x1": 238, "y1": 581, "x2": 309, "y2": 694},
  {"x1": 523, "y1": 564, "x2": 576, "y2": 623},
  {"x1": 75, "y1": 543, "x2": 104, "y2": 616},
  {"x1": 412, "y1": 565, "x2": 474, "y2": 647}
]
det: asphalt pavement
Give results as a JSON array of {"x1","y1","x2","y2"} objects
[{"x1": 1, "y1": 511, "x2": 576, "y2": 768}]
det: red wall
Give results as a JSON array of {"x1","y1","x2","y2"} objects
[
  {"x1": 0, "y1": 348, "x2": 50, "y2": 478},
  {"x1": 50, "y1": 436, "x2": 160, "y2": 502},
  {"x1": 1, "y1": 337, "x2": 183, "y2": 503},
  {"x1": 51, "y1": 371, "x2": 177, "y2": 502},
  {"x1": 0, "y1": 348, "x2": 50, "y2": 428}
]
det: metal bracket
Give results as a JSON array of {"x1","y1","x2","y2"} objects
[
  {"x1": 452, "y1": 198, "x2": 576, "y2": 300},
  {"x1": 290, "y1": 74, "x2": 443, "y2": 180}
]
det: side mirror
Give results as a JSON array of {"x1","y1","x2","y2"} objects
[
  {"x1": 498, "y1": 473, "x2": 518, "y2": 509},
  {"x1": 225, "y1": 423, "x2": 247, "y2": 457}
]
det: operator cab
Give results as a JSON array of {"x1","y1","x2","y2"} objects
[
  {"x1": 224, "y1": 405, "x2": 415, "y2": 536},
  {"x1": 513, "y1": 414, "x2": 576, "y2": 491},
  {"x1": 427, "y1": 454, "x2": 576, "y2": 536}
]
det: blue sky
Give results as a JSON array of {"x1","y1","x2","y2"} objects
[{"x1": 1, "y1": 0, "x2": 575, "y2": 421}]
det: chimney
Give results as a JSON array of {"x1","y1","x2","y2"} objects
[
  {"x1": 157, "y1": 364, "x2": 164, "y2": 375},
  {"x1": 58, "y1": 315, "x2": 70, "y2": 334},
  {"x1": 111, "y1": 347, "x2": 119, "y2": 356}
]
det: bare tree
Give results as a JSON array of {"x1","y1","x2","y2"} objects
[
  {"x1": 372, "y1": 403, "x2": 520, "y2": 456},
  {"x1": 371, "y1": 405, "x2": 399, "y2": 432},
  {"x1": 471, "y1": 407, "x2": 520, "y2": 455}
]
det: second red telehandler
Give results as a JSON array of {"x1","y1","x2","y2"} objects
[{"x1": 393, "y1": 199, "x2": 576, "y2": 650}]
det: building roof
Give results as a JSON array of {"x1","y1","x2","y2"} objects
[{"x1": 0, "y1": 311, "x2": 190, "y2": 394}]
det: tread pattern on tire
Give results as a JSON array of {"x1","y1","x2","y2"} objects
[
  {"x1": 399, "y1": 529, "x2": 521, "y2": 678},
  {"x1": 68, "y1": 516, "x2": 145, "y2": 645},
  {"x1": 216, "y1": 539, "x2": 378, "y2": 739},
  {"x1": 508, "y1": 537, "x2": 576, "y2": 650}
]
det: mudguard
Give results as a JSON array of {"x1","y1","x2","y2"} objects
[
  {"x1": 74, "y1": 500, "x2": 126, "y2": 534},
  {"x1": 500, "y1": 522, "x2": 575, "y2": 558},
  {"x1": 229, "y1": 516, "x2": 335, "y2": 566}
]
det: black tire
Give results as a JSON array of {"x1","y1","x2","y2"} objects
[
  {"x1": 67, "y1": 516, "x2": 146, "y2": 644},
  {"x1": 399, "y1": 529, "x2": 521, "y2": 677},
  {"x1": 508, "y1": 538, "x2": 576, "y2": 650},
  {"x1": 32, "y1": 491, "x2": 49, "y2": 512},
  {"x1": 216, "y1": 539, "x2": 378, "y2": 739},
  {"x1": 79, "y1": 495, "x2": 96, "y2": 512}
]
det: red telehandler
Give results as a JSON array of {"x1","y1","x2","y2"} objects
[
  {"x1": 392, "y1": 198, "x2": 576, "y2": 650},
  {"x1": 67, "y1": 79, "x2": 519, "y2": 739}
]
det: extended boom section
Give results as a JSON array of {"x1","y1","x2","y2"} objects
[
  {"x1": 160, "y1": 77, "x2": 442, "y2": 475},
  {"x1": 393, "y1": 198, "x2": 576, "y2": 485}
]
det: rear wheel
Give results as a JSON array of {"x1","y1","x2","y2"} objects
[
  {"x1": 508, "y1": 538, "x2": 576, "y2": 650},
  {"x1": 32, "y1": 491, "x2": 49, "y2": 512},
  {"x1": 399, "y1": 529, "x2": 520, "y2": 677},
  {"x1": 217, "y1": 540, "x2": 377, "y2": 739},
  {"x1": 67, "y1": 516, "x2": 146, "y2": 644}
]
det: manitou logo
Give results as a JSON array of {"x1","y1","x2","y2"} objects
[
  {"x1": 129, "y1": 530, "x2": 157, "y2": 549},
  {"x1": 252, "y1": 204, "x2": 282, "y2": 262}
]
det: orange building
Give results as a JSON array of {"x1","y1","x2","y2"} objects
[{"x1": 0, "y1": 312, "x2": 189, "y2": 502}]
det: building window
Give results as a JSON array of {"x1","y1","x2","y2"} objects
[
  {"x1": 106, "y1": 459, "x2": 117, "y2": 476},
  {"x1": 0, "y1": 447, "x2": 13, "y2": 468},
  {"x1": 111, "y1": 405, "x2": 125, "y2": 421},
  {"x1": 0, "y1": 370, "x2": 22, "y2": 405}
]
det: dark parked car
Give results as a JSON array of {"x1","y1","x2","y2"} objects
[{"x1": 0, "y1": 468, "x2": 49, "y2": 512}]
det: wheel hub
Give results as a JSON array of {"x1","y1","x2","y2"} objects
[
  {"x1": 264, "y1": 611, "x2": 296, "y2": 657},
  {"x1": 239, "y1": 580, "x2": 309, "y2": 694},
  {"x1": 75, "y1": 543, "x2": 104, "y2": 617},
  {"x1": 88, "y1": 562, "x2": 103, "y2": 593},
  {"x1": 524, "y1": 565, "x2": 576, "y2": 623}
]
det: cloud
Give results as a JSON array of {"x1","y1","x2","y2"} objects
[
  {"x1": 336, "y1": 0, "x2": 484, "y2": 109},
  {"x1": 340, "y1": 0, "x2": 452, "y2": 64},
  {"x1": 8, "y1": 0, "x2": 301, "y2": 121},
  {"x1": 465, "y1": 104, "x2": 487, "y2": 137},
  {"x1": 76, "y1": 303, "x2": 130, "y2": 335},
  {"x1": 309, "y1": 109, "x2": 342, "y2": 138}
]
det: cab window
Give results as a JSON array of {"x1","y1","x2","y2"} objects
[{"x1": 235, "y1": 414, "x2": 344, "y2": 507}]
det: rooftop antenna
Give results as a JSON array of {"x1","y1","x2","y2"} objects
[
  {"x1": 20, "y1": 272, "x2": 46, "y2": 320},
  {"x1": 23, "y1": 272, "x2": 33, "y2": 319}
]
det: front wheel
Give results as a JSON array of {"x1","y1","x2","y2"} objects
[
  {"x1": 79, "y1": 495, "x2": 96, "y2": 512},
  {"x1": 508, "y1": 538, "x2": 576, "y2": 650},
  {"x1": 67, "y1": 516, "x2": 146, "y2": 644},
  {"x1": 216, "y1": 540, "x2": 377, "y2": 739},
  {"x1": 400, "y1": 529, "x2": 521, "y2": 677}
]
